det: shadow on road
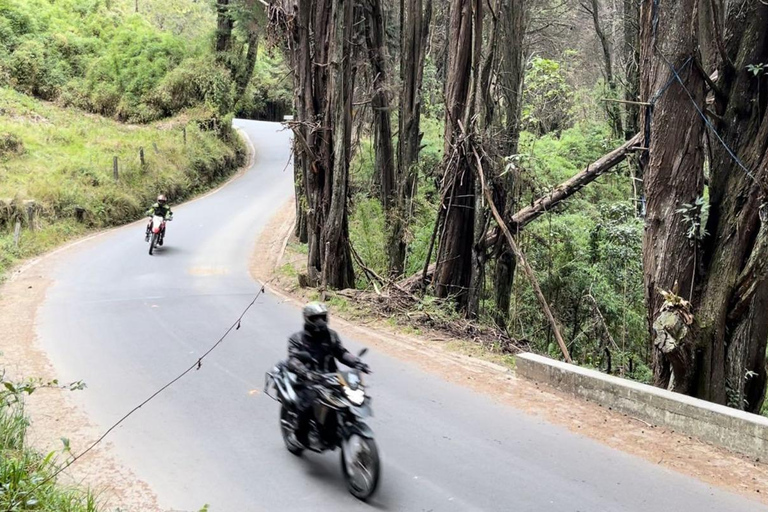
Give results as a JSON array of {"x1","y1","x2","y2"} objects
[{"x1": 297, "y1": 454, "x2": 391, "y2": 510}]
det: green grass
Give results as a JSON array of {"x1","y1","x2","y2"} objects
[
  {"x1": 1, "y1": 374, "x2": 98, "y2": 512},
  {"x1": 0, "y1": 87, "x2": 244, "y2": 280}
]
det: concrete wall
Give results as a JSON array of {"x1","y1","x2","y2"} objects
[{"x1": 515, "y1": 352, "x2": 768, "y2": 460}]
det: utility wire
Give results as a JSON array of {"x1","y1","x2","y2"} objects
[{"x1": 25, "y1": 283, "x2": 269, "y2": 498}]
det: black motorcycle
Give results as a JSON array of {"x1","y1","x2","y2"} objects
[{"x1": 264, "y1": 348, "x2": 380, "y2": 501}]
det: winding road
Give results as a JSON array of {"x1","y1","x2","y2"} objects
[{"x1": 35, "y1": 120, "x2": 766, "y2": 511}]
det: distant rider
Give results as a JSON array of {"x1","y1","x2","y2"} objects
[
  {"x1": 287, "y1": 302, "x2": 370, "y2": 448},
  {"x1": 145, "y1": 194, "x2": 173, "y2": 243}
]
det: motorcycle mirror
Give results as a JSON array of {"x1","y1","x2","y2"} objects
[{"x1": 357, "y1": 347, "x2": 368, "y2": 357}]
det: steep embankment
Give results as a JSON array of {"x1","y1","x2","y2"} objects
[{"x1": 0, "y1": 88, "x2": 245, "y2": 280}]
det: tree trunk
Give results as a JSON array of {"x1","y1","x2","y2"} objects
[
  {"x1": 389, "y1": 0, "x2": 432, "y2": 276},
  {"x1": 639, "y1": 0, "x2": 706, "y2": 393},
  {"x1": 236, "y1": 26, "x2": 260, "y2": 98},
  {"x1": 691, "y1": 1, "x2": 768, "y2": 411},
  {"x1": 363, "y1": 0, "x2": 396, "y2": 212},
  {"x1": 216, "y1": 0, "x2": 234, "y2": 53},
  {"x1": 277, "y1": 0, "x2": 356, "y2": 289},
  {"x1": 434, "y1": 0, "x2": 481, "y2": 307},
  {"x1": 623, "y1": 0, "x2": 640, "y2": 138},
  {"x1": 492, "y1": 0, "x2": 525, "y2": 328},
  {"x1": 319, "y1": 0, "x2": 356, "y2": 289},
  {"x1": 589, "y1": 0, "x2": 624, "y2": 138}
]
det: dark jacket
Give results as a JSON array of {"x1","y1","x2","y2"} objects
[{"x1": 287, "y1": 329, "x2": 357, "y2": 376}]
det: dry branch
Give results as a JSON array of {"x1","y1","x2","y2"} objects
[{"x1": 470, "y1": 132, "x2": 573, "y2": 363}]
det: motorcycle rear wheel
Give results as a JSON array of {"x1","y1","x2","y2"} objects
[
  {"x1": 280, "y1": 405, "x2": 304, "y2": 456},
  {"x1": 341, "y1": 434, "x2": 380, "y2": 501}
]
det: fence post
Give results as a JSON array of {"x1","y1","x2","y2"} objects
[
  {"x1": 183, "y1": 126, "x2": 187, "y2": 145},
  {"x1": 13, "y1": 220, "x2": 21, "y2": 248},
  {"x1": 24, "y1": 200, "x2": 36, "y2": 230},
  {"x1": 139, "y1": 147, "x2": 145, "y2": 166},
  {"x1": 153, "y1": 142, "x2": 159, "y2": 153}
]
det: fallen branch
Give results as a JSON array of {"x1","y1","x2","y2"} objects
[
  {"x1": 401, "y1": 133, "x2": 642, "y2": 289},
  {"x1": 469, "y1": 131, "x2": 573, "y2": 363},
  {"x1": 485, "y1": 132, "x2": 642, "y2": 246}
]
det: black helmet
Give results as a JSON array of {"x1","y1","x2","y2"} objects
[
  {"x1": 157, "y1": 194, "x2": 167, "y2": 205},
  {"x1": 303, "y1": 302, "x2": 329, "y2": 336}
]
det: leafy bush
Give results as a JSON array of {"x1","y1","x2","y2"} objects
[
  {"x1": 1, "y1": 369, "x2": 96, "y2": 511},
  {"x1": 522, "y1": 57, "x2": 575, "y2": 135}
]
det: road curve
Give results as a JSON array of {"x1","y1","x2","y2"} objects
[{"x1": 36, "y1": 120, "x2": 765, "y2": 512}]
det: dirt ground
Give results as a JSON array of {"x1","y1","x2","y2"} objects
[{"x1": 254, "y1": 197, "x2": 768, "y2": 506}]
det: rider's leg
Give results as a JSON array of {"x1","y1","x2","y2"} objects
[{"x1": 294, "y1": 389, "x2": 315, "y2": 447}]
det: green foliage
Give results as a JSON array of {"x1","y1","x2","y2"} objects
[
  {"x1": 747, "y1": 63, "x2": 768, "y2": 77},
  {"x1": 236, "y1": 49, "x2": 292, "y2": 120},
  {"x1": 676, "y1": 195, "x2": 709, "y2": 240},
  {"x1": 0, "y1": 88, "x2": 244, "y2": 280},
  {"x1": 522, "y1": 57, "x2": 575, "y2": 135},
  {"x1": 347, "y1": 117, "x2": 443, "y2": 283},
  {"x1": 1, "y1": 367, "x2": 96, "y2": 511},
  {"x1": 0, "y1": 0, "x2": 213, "y2": 121},
  {"x1": 0, "y1": 0, "x2": 288, "y2": 123}
]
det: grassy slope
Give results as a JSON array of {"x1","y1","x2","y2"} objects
[{"x1": 0, "y1": 87, "x2": 244, "y2": 280}]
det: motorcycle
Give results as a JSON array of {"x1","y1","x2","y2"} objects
[
  {"x1": 146, "y1": 214, "x2": 171, "y2": 255},
  {"x1": 264, "y1": 348, "x2": 380, "y2": 501}
]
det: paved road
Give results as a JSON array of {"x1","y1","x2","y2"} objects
[{"x1": 37, "y1": 120, "x2": 765, "y2": 512}]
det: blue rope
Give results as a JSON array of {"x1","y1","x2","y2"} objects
[
  {"x1": 659, "y1": 51, "x2": 758, "y2": 183},
  {"x1": 649, "y1": 56, "x2": 692, "y2": 106}
]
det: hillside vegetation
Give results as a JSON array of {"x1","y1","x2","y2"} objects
[{"x1": 0, "y1": 0, "x2": 290, "y2": 122}]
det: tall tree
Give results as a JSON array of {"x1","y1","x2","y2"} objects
[
  {"x1": 388, "y1": 0, "x2": 432, "y2": 276},
  {"x1": 641, "y1": 0, "x2": 768, "y2": 412},
  {"x1": 216, "y1": 0, "x2": 235, "y2": 53},
  {"x1": 582, "y1": 0, "x2": 623, "y2": 138},
  {"x1": 271, "y1": 0, "x2": 356, "y2": 289},
  {"x1": 433, "y1": 0, "x2": 483, "y2": 307},
  {"x1": 234, "y1": 0, "x2": 262, "y2": 98},
  {"x1": 363, "y1": 0, "x2": 396, "y2": 212},
  {"x1": 690, "y1": 0, "x2": 768, "y2": 411},
  {"x1": 623, "y1": 0, "x2": 640, "y2": 138},
  {"x1": 639, "y1": 0, "x2": 706, "y2": 392},
  {"x1": 492, "y1": 0, "x2": 526, "y2": 327}
]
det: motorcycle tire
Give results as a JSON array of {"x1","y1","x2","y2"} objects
[
  {"x1": 149, "y1": 233, "x2": 158, "y2": 255},
  {"x1": 280, "y1": 405, "x2": 303, "y2": 456},
  {"x1": 341, "y1": 435, "x2": 380, "y2": 501}
]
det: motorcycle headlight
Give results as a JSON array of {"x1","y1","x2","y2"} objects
[{"x1": 344, "y1": 387, "x2": 365, "y2": 406}]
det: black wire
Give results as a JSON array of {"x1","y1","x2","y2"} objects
[{"x1": 24, "y1": 284, "x2": 268, "y2": 498}]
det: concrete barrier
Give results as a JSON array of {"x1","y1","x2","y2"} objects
[{"x1": 515, "y1": 352, "x2": 768, "y2": 460}]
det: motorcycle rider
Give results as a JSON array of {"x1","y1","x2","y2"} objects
[
  {"x1": 145, "y1": 194, "x2": 173, "y2": 243},
  {"x1": 287, "y1": 302, "x2": 370, "y2": 448}
]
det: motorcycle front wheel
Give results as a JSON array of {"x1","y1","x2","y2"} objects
[
  {"x1": 341, "y1": 434, "x2": 380, "y2": 501},
  {"x1": 149, "y1": 233, "x2": 158, "y2": 255},
  {"x1": 280, "y1": 405, "x2": 304, "y2": 456}
]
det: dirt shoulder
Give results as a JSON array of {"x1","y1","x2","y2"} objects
[{"x1": 253, "y1": 197, "x2": 768, "y2": 506}]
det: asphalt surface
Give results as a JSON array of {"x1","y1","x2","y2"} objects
[{"x1": 36, "y1": 120, "x2": 766, "y2": 512}]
